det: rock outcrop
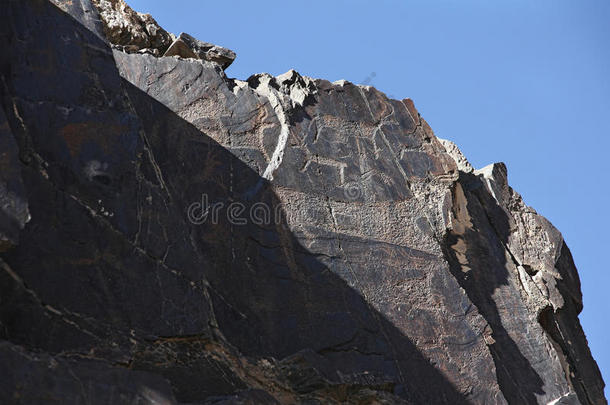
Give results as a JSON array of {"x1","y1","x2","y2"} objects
[
  {"x1": 0, "y1": 0, "x2": 605, "y2": 404},
  {"x1": 163, "y1": 33, "x2": 236, "y2": 70},
  {"x1": 87, "y1": 0, "x2": 236, "y2": 67},
  {"x1": 90, "y1": 0, "x2": 174, "y2": 55}
]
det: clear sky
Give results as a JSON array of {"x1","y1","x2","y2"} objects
[{"x1": 130, "y1": 0, "x2": 610, "y2": 396}]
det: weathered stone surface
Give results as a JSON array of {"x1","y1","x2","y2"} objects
[
  {"x1": 91, "y1": 0, "x2": 174, "y2": 54},
  {"x1": 438, "y1": 138, "x2": 474, "y2": 173},
  {"x1": 0, "y1": 340, "x2": 177, "y2": 404},
  {"x1": 164, "y1": 33, "x2": 237, "y2": 69},
  {"x1": 88, "y1": 1, "x2": 236, "y2": 68},
  {"x1": 0, "y1": 104, "x2": 29, "y2": 251},
  {"x1": 49, "y1": 0, "x2": 106, "y2": 39},
  {"x1": 0, "y1": 0, "x2": 606, "y2": 404}
]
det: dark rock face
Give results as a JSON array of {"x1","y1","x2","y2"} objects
[
  {"x1": 0, "y1": 105, "x2": 29, "y2": 251},
  {"x1": 0, "y1": 1, "x2": 605, "y2": 404}
]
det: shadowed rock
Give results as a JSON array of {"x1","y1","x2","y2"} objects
[{"x1": 91, "y1": 0, "x2": 174, "y2": 55}]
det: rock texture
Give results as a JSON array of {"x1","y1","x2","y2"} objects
[
  {"x1": 163, "y1": 33, "x2": 236, "y2": 69},
  {"x1": 89, "y1": 0, "x2": 236, "y2": 67},
  {"x1": 91, "y1": 0, "x2": 174, "y2": 55},
  {"x1": 0, "y1": 0, "x2": 606, "y2": 404}
]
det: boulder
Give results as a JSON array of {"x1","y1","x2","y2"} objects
[{"x1": 163, "y1": 32, "x2": 236, "y2": 69}]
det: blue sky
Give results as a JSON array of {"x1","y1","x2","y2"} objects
[{"x1": 130, "y1": 0, "x2": 610, "y2": 395}]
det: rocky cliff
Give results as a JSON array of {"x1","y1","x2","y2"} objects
[{"x1": 0, "y1": 1, "x2": 606, "y2": 404}]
